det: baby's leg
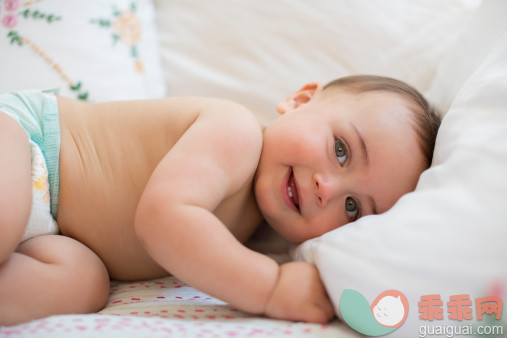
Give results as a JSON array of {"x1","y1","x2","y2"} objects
[
  {"x1": 0, "y1": 111, "x2": 32, "y2": 262},
  {"x1": 0, "y1": 112, "x2": 109, "y2": 325},
  {"x1": 0, "y1": 235, "x2": 110, "y2": 326}
]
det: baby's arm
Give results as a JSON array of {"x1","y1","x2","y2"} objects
[
  {"x1": 265, "y1": 261, "x2": 335, "y2": 323},
  {"x1": 135, "y1": 99, "x2": 333, "y2": 322}
]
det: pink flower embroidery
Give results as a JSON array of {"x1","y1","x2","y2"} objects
[
  {"x1": 2, "y1": 14, "x2": 17, "y2": 28},
  {"x1": 4, "y1": 0, "x2": 20, "y2": 11}
]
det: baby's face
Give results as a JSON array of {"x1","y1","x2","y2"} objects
[{"x1": 254, "y1": 86, "x2": 427, "y2": 243}]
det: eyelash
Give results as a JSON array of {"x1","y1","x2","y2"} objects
[
  {"x1": 334, "y1": 137, "x2": 351, "y2": 166},
  {"x1": 345, "y1": 196, "x2": 361, "y2": 222}
]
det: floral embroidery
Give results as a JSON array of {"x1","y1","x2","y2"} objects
[
  {"x1": 90, "y1": 1, "x2": 144, "y2": 73},
  {"x1": 2, "y1": 13, "x2": 17, "y2": 28},
  {"x1": 1, "y1": 0, "x2": 89, "y2": 100},
  {"x1": 4, "y1": 0, "x2": 19, "y2": 11}
]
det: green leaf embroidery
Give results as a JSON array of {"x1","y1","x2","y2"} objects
[
  {"x1": 68, "y1": 84, "x2": 89, "y2": 101},
  {"x1": 90, "y1": 18, "x2": 111, "y2": 27},
  {"x1": 131, "y1": 46, "x2": 138, "y2": 58},
  {"x1": 18, "y1": 9, "x2": 61, "y2": 23},
  {"x1": 112, "y1": 5, "x2": 121, "y2": 17},
  {"x1": 7, "y1": 31, "x2": 23, "y2": 46},
  {"x1": 20, "y1": 9, "x2": 30, "y2": 18},
  {"x1": 78, "y1": 92, "x2": 89, "y2": 101},
  {"x1": 70, "y1": 82, "x2": 82, "y2": 91},
  {"x1": 111, "y1": 33, "x2": 120, "y2": 45}
]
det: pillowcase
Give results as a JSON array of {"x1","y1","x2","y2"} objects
[
  {"x1": 294, "y1": 0, "x2": 507, "y2": 336},
  {"x1": 154, "y1": 0, "x2": 480, "y2": 125},
  {"x1": 0, "y1": 0, "x2": 165, "y2": 101}
]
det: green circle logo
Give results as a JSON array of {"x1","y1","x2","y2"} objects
[{"x1": 340, "y1": 289, "x2": 409, "y2": 336}]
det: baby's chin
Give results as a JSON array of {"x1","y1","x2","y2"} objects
[
  {"x1": 253, "y1": 182, "x2": 308, "y2": 243},
  {"x1": 265, "y1": 218, "x2": 308, "y2": 244}
]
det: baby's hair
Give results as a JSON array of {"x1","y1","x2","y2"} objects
[{"x1": 323, "y1": 75, "x2": 441, "y2": 167}]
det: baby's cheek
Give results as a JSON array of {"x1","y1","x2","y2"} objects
[
  {"x1": 294, "y1": 134, "x2": 322, "y2": 160},
  {"x1": 308, "y1": 216, "x2": 340, "y2": 239}
]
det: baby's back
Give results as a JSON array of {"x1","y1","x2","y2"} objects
[
  {"x1": 55, "y1": 96, "x2": 263, "y2": 280},
  {"x1": 56, "y1": 97, "x2": 193, "y2": 279}
]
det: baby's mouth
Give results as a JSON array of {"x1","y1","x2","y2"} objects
[{"x1": 287, "y1": 168, "x2": 300, "y2": 212}]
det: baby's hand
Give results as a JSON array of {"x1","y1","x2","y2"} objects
[{"x1": 264, "y1": 261, "x2": 335, "y2": 324}]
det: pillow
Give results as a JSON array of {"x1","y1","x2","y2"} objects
[
  {"x1": 154, "y1": 0, "x2": 480, "y2": 125},
  {"x1": 0, "y1": 0, "x2": 166, "y2": 101},
  {"x1": 294, "y1": 0, "x2": 507, "y2": 336}
]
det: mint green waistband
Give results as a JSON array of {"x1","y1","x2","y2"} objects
[{"x1": 41, "y1": 91, "x2": 60, "y2": 219}]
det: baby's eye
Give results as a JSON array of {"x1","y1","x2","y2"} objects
[
  {"x1": 345, "y1": 196, "x2": 360, "y2": 221},
  {"x1": 334, "y1": 139, "x2": 348, "y2": 165}
]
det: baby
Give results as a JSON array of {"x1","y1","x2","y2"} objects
[{"x1": 0, "y1": 75, "x2": 440, "y2": 326}]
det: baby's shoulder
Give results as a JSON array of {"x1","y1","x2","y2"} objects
[
  {"x1": 202, "y1": 98, "x2": 262, "y2": 146},
  {"x1": 184, "y1": 98, "x2": 263, "y2": 191},
  {"x1": 199, "y1": 98, "x2": 263, "y2": 166},
  {"x1": 153, "y1": 96, "x2": 262, "y2": 144}
]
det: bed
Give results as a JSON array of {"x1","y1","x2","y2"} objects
[{"x1": 2, "y1": 0, "x2": 506, "y2": 337}]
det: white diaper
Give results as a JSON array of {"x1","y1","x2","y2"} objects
[{"x1": 21, "y1": 141, "x2": 59, "y2": 242}]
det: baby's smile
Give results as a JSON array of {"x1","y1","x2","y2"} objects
[{"x1": 282, "y1": 167, "x2": 301, "y2": 214}]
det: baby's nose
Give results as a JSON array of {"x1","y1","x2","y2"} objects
[{"x1": 313, "y1": 172, "x2": 341, "y2": 208}]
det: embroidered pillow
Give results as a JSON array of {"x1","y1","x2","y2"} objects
[{"x1": 0, "y1": 0, "x2": 165, "y2": 101}]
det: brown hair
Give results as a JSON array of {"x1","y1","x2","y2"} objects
[{"x1": 324, "y1": 75, "x2": 441, "y2": 167}]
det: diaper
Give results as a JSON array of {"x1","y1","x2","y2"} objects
[
  {"x1": 0, "y1": 89, "x2": 61, "y2": 242},
  {"x1": 21, "y1": 140, "x2": 59, "y2": 242}
]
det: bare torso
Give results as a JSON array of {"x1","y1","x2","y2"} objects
[{"x1": 56, "y1": 96, "x2": 263, "y2": 280}]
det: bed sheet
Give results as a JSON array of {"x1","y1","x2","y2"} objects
[{"x1": 1, "y1": 277, "x2": 357, "y2": 337}]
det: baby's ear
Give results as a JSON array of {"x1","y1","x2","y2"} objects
[{"x1": 276, "y1": 82, "x2": 323, "y2": 114}]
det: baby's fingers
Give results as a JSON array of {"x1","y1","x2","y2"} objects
[
  {"x1": 320, "y1": 297, "x2": 336, "y2": 322},
  {"x1": 301, "y1": 301, "x2": 335, "y2": 324}
]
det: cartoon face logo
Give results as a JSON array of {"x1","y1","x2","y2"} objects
[
  {"x1": 371, "y1": 290, "x2": 409, "y2": 327},
  {"x1": 340, "y1": 289, "x2": 409, "y2": 336}
]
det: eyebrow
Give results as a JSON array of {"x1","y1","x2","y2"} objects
[
  {"x1": 350, "y1": 122, "x2": 369, "y2": 166},
  {"x1": 350, "y1": 122, "x2": 377, "y2": 215}
]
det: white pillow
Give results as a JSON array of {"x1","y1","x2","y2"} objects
[
  {"x1": 155, "y1": 0, "x2": 480, "y2": 125},
  {"x1": 0, "y1": 0, "x2": 165, "y2": 101},
  {"x1": 294, "y1": 0, "x2": 507, "y2": 336}
]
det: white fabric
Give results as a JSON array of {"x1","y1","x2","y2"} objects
[
  {"x1": 0, "y1": 0, "x2": 166, "y2": 101},
  {"x1": 21, "y1": 140, "x2": 58, "y2": 242},
  {"x1": 155, "y1": 0, "x2": 480, "y2": 125},
  {"x1": 294, "y1": 0, "x2": 507, "y2": 336}
]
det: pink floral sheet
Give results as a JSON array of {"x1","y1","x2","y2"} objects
[{"x1": 0, "y1": 275, "x2": 357, "y2": 337}]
